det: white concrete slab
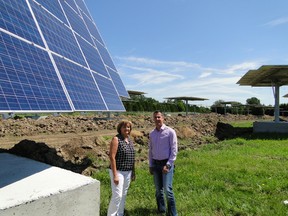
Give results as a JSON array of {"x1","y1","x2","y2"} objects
[
  {"x1": 253, "y1": 121, "x2": 288, "y2": 133},
  {"x1": 0, "y1": 153, "x2": 100, "y2": 215}
]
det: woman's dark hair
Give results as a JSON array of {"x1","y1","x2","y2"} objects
[{"x1": 117, "y1": 120, "x2": 132, "y2": 134}]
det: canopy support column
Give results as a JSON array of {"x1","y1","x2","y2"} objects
[
  {"x1": 185, "y1": 100, "x2": 188, "y2": 116},
  {"x1": 274, "y1": 84, "x2": 280, "y2": 123}
]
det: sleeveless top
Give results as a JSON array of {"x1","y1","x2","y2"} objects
[{"x1": 115, "y1": 134, "x2": 135, "y2": 171}]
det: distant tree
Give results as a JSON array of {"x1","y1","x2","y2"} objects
[
  {"x1": 211, "y1": 100, "x2": 225, "y2": 114},
  {"x1": 213, "y1": 100, "x2": 225, "y2": 106},
  {"x1": 132, "y1": 102, "x2": 141, "y2": 112},
  {"x1": 123, "y1": 101, "x2": 133, "y2": 111},
  {"x1": 124, "y1": 94, "x2": 210, "y2": 113},
  {"x1": 176, "y1": 100, "x2": 185, "y2": 112},
  {"x1": 246, "y1": 97, "x2": 260, "y2": 105},
  {"x1": 246, "y1": 97, "x2": 263, "y2": 115}
]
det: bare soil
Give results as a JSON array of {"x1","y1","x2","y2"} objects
[{"x1": 0, "y1": 113, "x2": 272, "y2": 176}]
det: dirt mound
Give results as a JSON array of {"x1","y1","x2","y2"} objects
[
  {"x1": 5, "y1": 136, "x2": 108, "y2": 175},
  {"x1": 0, "y1": 113, "x2": 270, "y2": 175}
]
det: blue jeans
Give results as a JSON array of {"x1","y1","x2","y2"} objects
[{"x1": 152, "y1": 160, "x2": 178, "y2": 216}]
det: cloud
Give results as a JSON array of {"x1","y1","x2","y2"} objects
[
  {"x1": 115, "y1": 56, "x2": 202, "y2": 73},
  {"x1": 116, "y1": 56, "x2": 198, "y2": 66},
  {"x1": 199, "y1": 72, "x2": 211, "y2": 78},
  {"x1": 264, "y1": 17, "x2": 288, "y2": 27},
  {"x1": 115, "y1": 56, "x2": 267, "y2": 105},
  {"x1": 129, "y1": 70, "x2": 184, "y2": 87},
  {"x1": 222, "y1": 62, "x2": 261, "y2": 75}
]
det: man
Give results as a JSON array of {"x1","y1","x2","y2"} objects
[{"x1": 149, "y1": 110, "x2": 178, "y2": 216}]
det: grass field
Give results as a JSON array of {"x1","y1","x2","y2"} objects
[{"x1": 93, "y1": 127, "x2": 288, "y2": 215}]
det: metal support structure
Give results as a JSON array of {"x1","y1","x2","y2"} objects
[
  {"x1": 274, "y1": 84, "x2": 280, "y2": 123},
  {"x1": 185, "y1": 100, "x2": 188, "y2": 116}
]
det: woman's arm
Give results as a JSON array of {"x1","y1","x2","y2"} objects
[{"x1": 109, "y1": 136, "x2": 119, "y2": 185}]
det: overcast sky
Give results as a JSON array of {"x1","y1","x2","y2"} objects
[{"x1": 85, "y1": 0, "x2": 288, "y2": 106}]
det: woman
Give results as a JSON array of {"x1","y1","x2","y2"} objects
[{"x1": 107, "y1": 120, "x2": 135, "y2": 216}]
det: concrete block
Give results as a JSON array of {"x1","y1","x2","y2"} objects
[
  {"x1": 0, "y1": 153, "x2": 100, "y2": 216},
  {"x1": 253, "y1": 121, "x2": 288, "y2": 133}
]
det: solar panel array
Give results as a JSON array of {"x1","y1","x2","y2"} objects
[{"x1": 0, "y1": 0, "x2": 129, "y2": 113}]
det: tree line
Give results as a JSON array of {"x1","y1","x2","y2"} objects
[{"x1": 123, "y1": 95, "x2": 288, "y2": 116}]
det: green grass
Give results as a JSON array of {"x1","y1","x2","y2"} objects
[
  {"x1": 93, "y1": 137, "x2": 288, "y2": 216},
  {"x1": 228, "y1": 120, "x2": 254, "y2": 128}
]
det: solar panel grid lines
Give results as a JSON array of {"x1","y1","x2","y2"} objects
[
  {"x1": 63, "y1": 4, "x2": 113, "y2": 80},
  {"x1": 95, "y1": 40, "x2": 117, "y2": 71},
  {"x1": 80, "y1": 7, "x2": 105, "y2": 46},
  {"x1": 31, "y1": 2, "x2": 87, "y2": 66},
  {"x1": 107, "y1": 68, "x2": 130, "y2": 98},
  {"x1": 1, "y1": 0, "x2": 45, "y2": 47},
  {"x1": 0, "y1": 0, "x2": 128, "y2": 113},
  {"x1": 62, "y1": 1, "x2": 93, "y2": 45},
  {"x1": 0, "y1": 32, "x2": 72, "y2": 112},
  {"x1": 75, "y1": 0, "x2": 93, "y2": 22},
  {"x1": 33, "y1": 0, "x2": 68, "y2": 25},
  {"x1": 53, "y1": 55, "x2": 108, "y2": 111},
  {"x1": 33, "y1": 0, "x2": 111, "y2": 84},
  {"x1": 65, "y1": 0, "x2": 126, "y2": 100},
  {"x1": 76, "y1": 34, "x2": 109, "y2": 78},
  {"x1": 25, "y1": 0, "x2": 76, "y2": 111},
  {"x1": 64, "y1": 0, "x2": 79, "y2": 13},
  {"x1": 92, "y1": 73, "x2": 125, "y2": 111}
]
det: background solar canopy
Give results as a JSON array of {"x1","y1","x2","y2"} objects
[{"x1": 0, "y1": 0, "x2": 129, "y2": 113}]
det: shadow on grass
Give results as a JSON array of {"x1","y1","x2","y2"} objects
[
  {"x1": 100, "y1": 208, "x2": 158, "y2": 216},
  {"x1": 125, "y1": 208, "x2": 158, "y2": 216}
]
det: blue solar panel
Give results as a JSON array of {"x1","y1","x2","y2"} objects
[
  {"x1": 0, "y1": 32, "x2": 71, "y2": 111},
  {"x1": 31, "y1": 1, "x2": 87, "y2": 66},
  {"x1": 93, "y1": 73, "x2": 125, "y2": 111},
  {"x1": 0, "y1": 0, "x2": 128, "y2": 113},
  {"x1": 53, "y1": 55, "x2": 107, "y2": 111},
  {"x1": 64, "y1": 0, "x2": 79, "y2": 15},
  {"x1": 0, "y1": 0, "x2": 45, "y2": 47},
  {"x1": 62, "y1": 2, "x2": 93, "y2": 44},
  {"x1": 34, "y1": 0, "x2": 68, "y2": 25},
  {"x1": 76, "y1": 0, "x2": 93, "y2": 21},
  {"x1": 76, "y1": 35, "x2": 109, "y2": 78},
  {"x1": 95, "y1": 40, "x2": 117, "y2": 71},
  {"x1": 107, "y1": 68, "x2": 130, "y2": 98},
  {"x1": 81, "y1": 11, "x2": 104, "y2": 45}
]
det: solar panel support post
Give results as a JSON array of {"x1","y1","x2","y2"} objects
[
  {"x1": 185, "y1": 100, "x2": 188, "y2": 116},
  {"x1": 193, "y1": 105, "x2": 196, "y2": 113},
  {"x1": 1, "y1": 113, "x2": 14, "y2": 120},
  {"x1": 274, "y1": 84, "x2": 280, "y2": 123}
]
